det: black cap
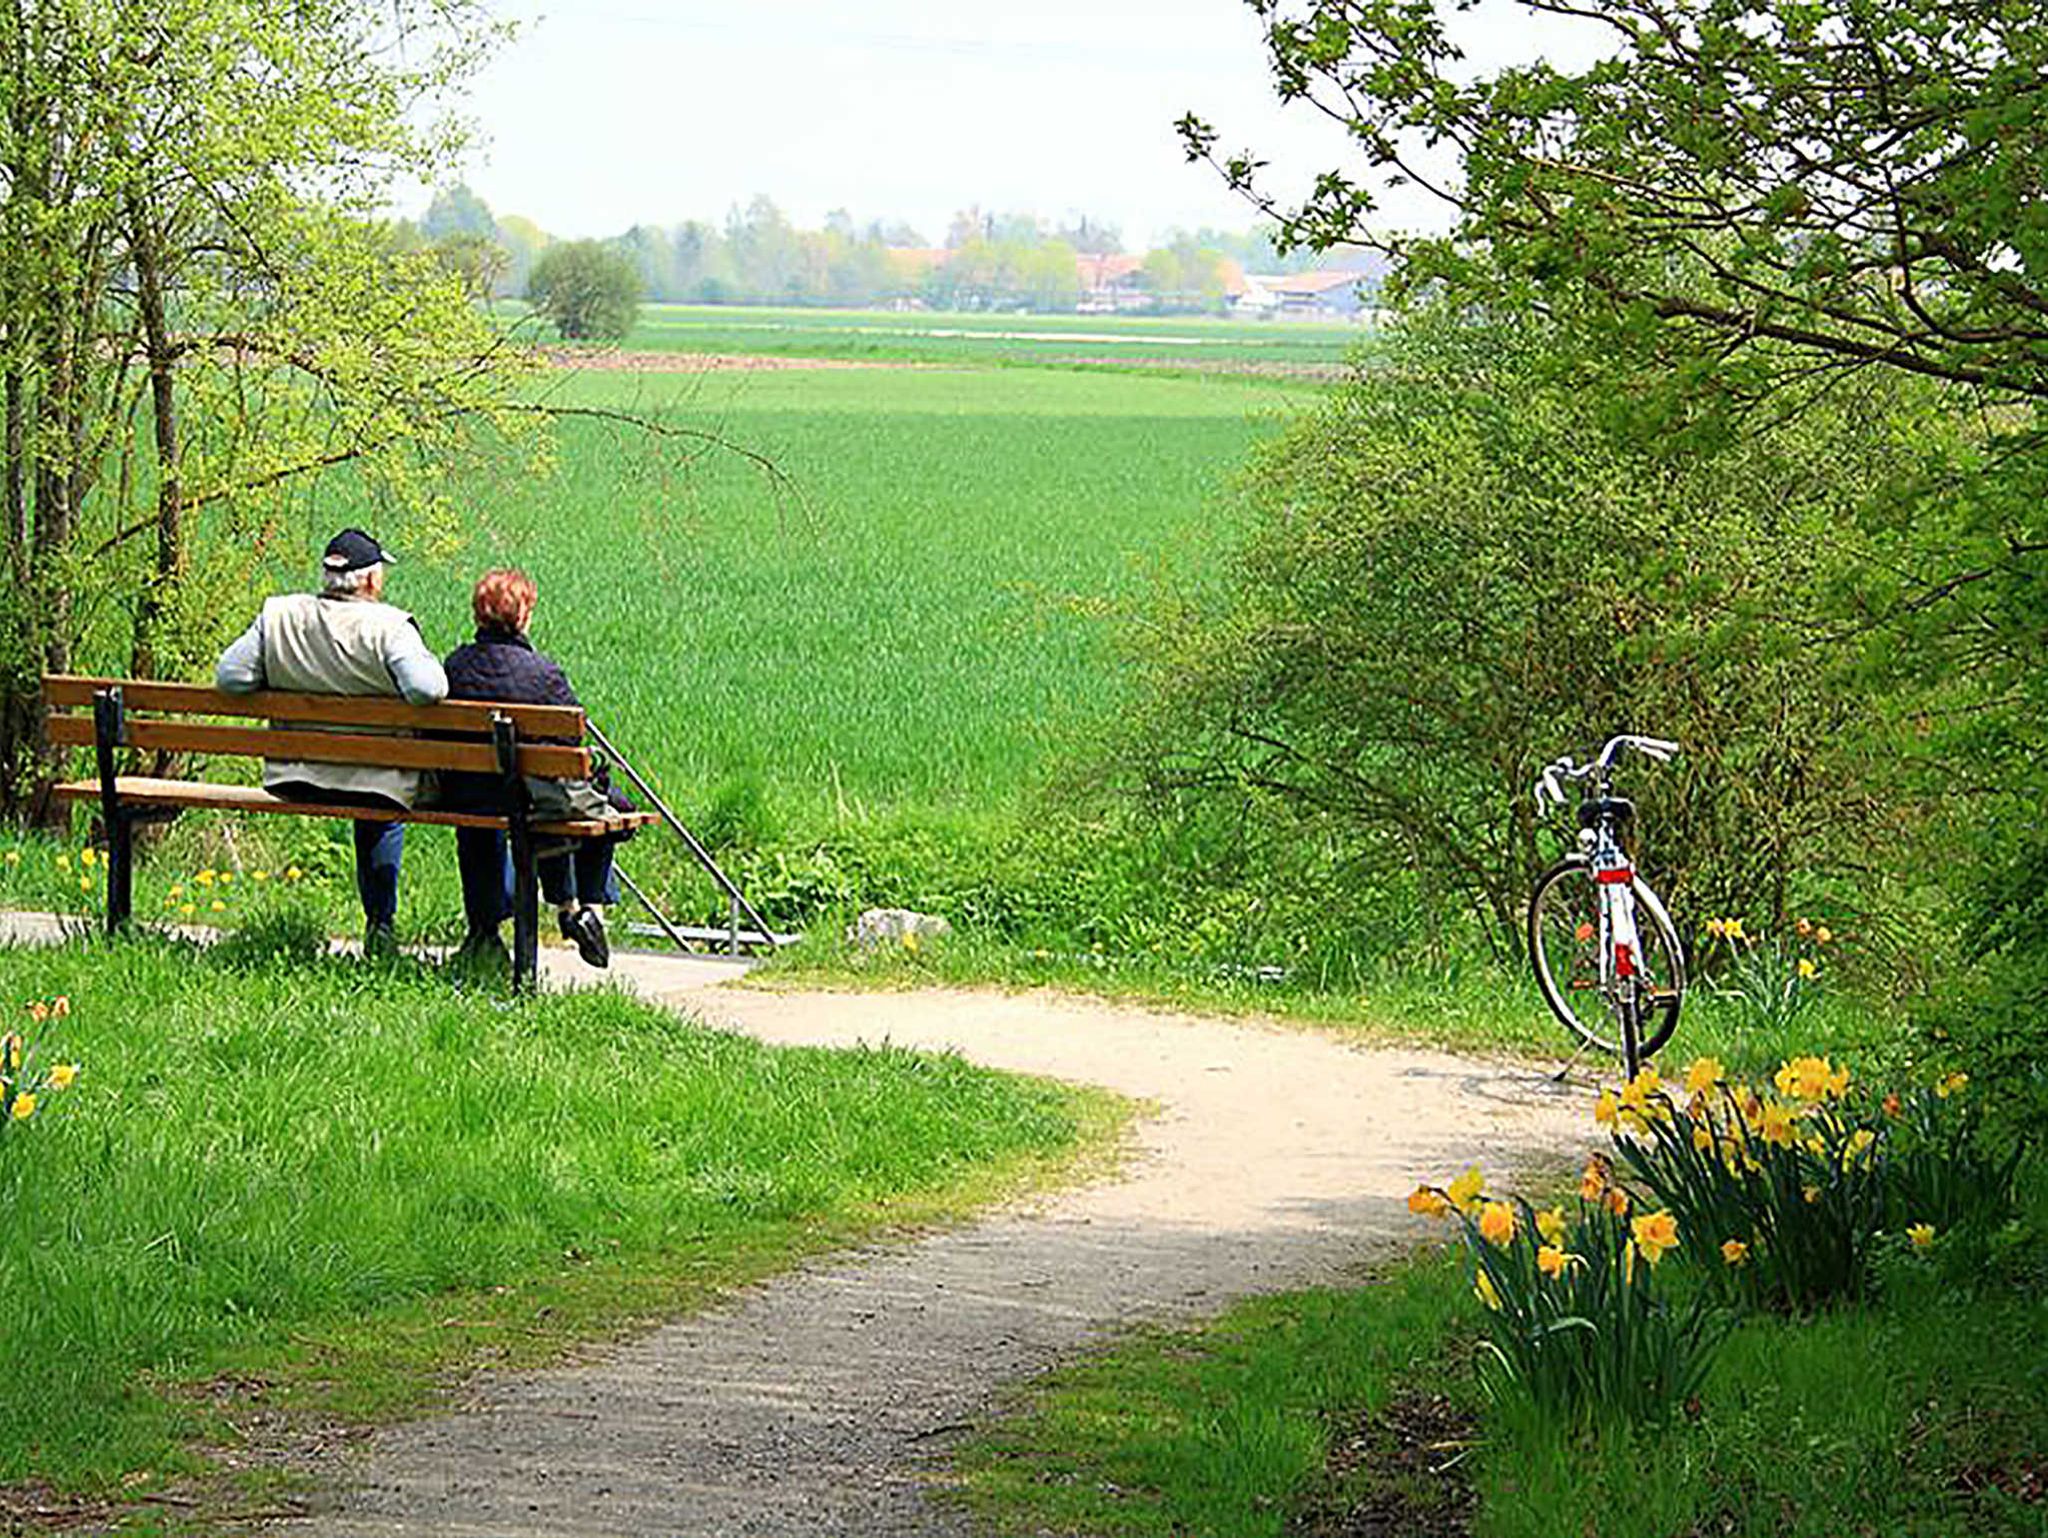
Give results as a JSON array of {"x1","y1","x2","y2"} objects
[{"x1": 322, "y1": 528, "x2": 394, "y2": 573}]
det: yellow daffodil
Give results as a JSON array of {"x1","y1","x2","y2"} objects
[
  {"x1": 1844, "y1": 1129, "x2": 1875, "y2": 1166},
  {"x1": 3, "y1": 1033, "x2": 20, "y2": 1067},
  {"x1": 1816, "y1": 926, "x2": 1833, "y2": 945},
  {"x1": 48, "y1": 1063, "x2": 76, "y2": 1090},
  {"x1": 78, "y1": 847, "x2": 94, "y2": 867},
  {"x1": 9, "y1": 1092, "x2": 34, "y2": 1120},
  {"x1": 77, "y1": 875, "x2": 90, "y2": 892},
  {"x1": 1936, "y1": 1072, "x2": 1968, "y2": 1099},
  {"x1": 1473, "y1": 1268, "x2": 1502, "y2": 1311},
  {"x1": 1683, "y1": 1057, "x2": 1725, "y2": 1097},
  {"x1": 1632, "y1": 1210, "x2": 1680, "y2": 1266},
  {"x1": 1407, "y1": 1186, "x2": 1450, "y2": 1219},
  {"x1": 1536, "y1": 1245, "x2": 1577, "y2": 1279},
  {"x1": 54, "y1": 854, "x2": 69, "y2": 872},
  {"x1": 1594, "y1": 1090, "x2": 1619, "y2": 1127},
  {"x1": 1535, "y1": 1207, "x2": 1568, "y2": 1247},
  {"x1": 1775, "y1": 1055, "x2": 1847, "y2": 1103},
  {"x1": 1724, "y1": 917, "x2": 1747, "y2": 941},
  {"x1": 50, "y1": 997, "x2": 68, "y2": 1018},
  {"x1": 1797, "y1": 958, "x2": 1818, "y2": 980},
  {"x1": 1446, "y1": 1166, "x2": 1485, "y2": 1215},
  {"x1": 1907, "y1": 1222, "x2": 1935, "y2": 1251},
  {"x1": 1721, "y1": 1238, "x2": 1749, "y2": 1266},
  {"x1": 1758, "y1": 1101, "x2": 1797, "y2": 1148},
  {"x1": 1705, "y1": 918, "x2": 1726, "y2": 939},
  {"x1": 1478, "y1": 1200, "x2": 1516, "y2": 1248},
  {"x1": 1580, "y1": 1157, "x2": 1607, "y2": 1202},
  {"x1": 1796, "y1": 917, "x2": 1813, "y2": 937},
  {"x1": 1803, "y1": 1184, "x2": 1821, "y2": 1205},
  {"x1": 1692, "y1": 1125, "x2": 1715, "y2": 1152},
  {"x1": 1623, "y1": 1241, "x2": 1638, "y2": 1285},
  {"x1": 1605, "y1": 1186, "x2": 1631, "y2": 1218},
  {"x1": 1882, "y1": 1092, "x2": 1903, "y2": 1118}
]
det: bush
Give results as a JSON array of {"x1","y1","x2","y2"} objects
[
  {"x1": 1112, "y1": 309, "x2": 1950, "y2": 961},
  {"x1": 527, "y1": 239, "x2": 641, "y2": 341}
]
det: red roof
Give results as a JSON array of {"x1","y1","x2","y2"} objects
[
  {"x1": 1075, "y1": 253, "x2": 1145, "y2": 290},
  {"x1": 1261, "y1": 269, "x2": 1368, "y2": 296}
]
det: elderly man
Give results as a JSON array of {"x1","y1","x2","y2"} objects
[{"x1": 215, "y1": 528, "x2": 448, "y2": 956}]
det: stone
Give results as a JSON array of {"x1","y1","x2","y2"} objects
[{"x1": 847, "y1": 907, "x2": 953, "y2": 947}]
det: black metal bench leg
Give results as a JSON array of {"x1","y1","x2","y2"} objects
[
  {"x1": 510, "y1": 812, "x2": 539, "y2": 995},
  {"x1": 92, "y1": 687, "x2": 132, "y2": 935}
]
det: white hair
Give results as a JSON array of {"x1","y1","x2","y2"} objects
[{"x1": 321, "y1": 562, "x2": 383, "y2": 596}]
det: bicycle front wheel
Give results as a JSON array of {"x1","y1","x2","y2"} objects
[{"x1": 1528, "y1": 859, "x2": 1685, "y2": 1060}]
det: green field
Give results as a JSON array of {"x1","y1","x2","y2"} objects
[
  {"x1": 601, "y1": 303, "x2": 1367, "y2": 372},
  {"x1": 13, "y1": 311, "x2": 1336, "y2": 945}
]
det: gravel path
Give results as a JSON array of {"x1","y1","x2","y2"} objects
[{"x1": 282, "y1": 956, "x2": 1589, "y2": 1538}]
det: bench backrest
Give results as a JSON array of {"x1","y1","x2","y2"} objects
[{"x1": 43, "y1": 675, "x2": 591, "y2": 780}]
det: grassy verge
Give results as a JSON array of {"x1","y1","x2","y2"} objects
[
  {"x1": 949, "y1": 1216, "x2": 2048, "y2": 1538},
  {"x1": 0, "y1": 926, "x2": 1122, "y2": 1507},
  {"x1": 755, "y1": 925, "x2": 1907, "y2": 1081}
]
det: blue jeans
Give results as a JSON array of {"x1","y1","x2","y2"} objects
[
  {"x1": 455, "y1": 827, "x2": 621, "y2": 935},
  {"x1": 269, "y1": 782, "x2": 403, "y2": 927}
]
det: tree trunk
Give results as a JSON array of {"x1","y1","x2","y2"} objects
[{"x1": 129, "y1": 204, "x2": 180, "y2": 682}]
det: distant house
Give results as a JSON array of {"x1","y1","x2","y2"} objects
[
  {"x1": 1074, "y1": 253, "x2": 1148, "y2": 312},
  {"x1": 1236, "y1": 269, "x2": 1375, "y2": 319}
]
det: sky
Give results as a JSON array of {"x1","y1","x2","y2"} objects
[{"x1": 440, "y1": 0, "x2": 1561, "y2": 248}]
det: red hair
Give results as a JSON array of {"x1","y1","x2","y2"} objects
[{"x1": 473, "y1": 568, "x2": 537, "y2": 632}]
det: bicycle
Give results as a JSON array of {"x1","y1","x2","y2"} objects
[{"x1": 1528, "y1": 734, "x2": 1686, "y2": 1079}]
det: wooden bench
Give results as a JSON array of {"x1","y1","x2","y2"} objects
[{"x1": 42, "y1": 674, "x2": 658, "y2": 990}]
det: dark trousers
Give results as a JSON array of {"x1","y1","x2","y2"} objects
[
  {"x1": 270, "y1": 782, "x2": 403, "y2": 927},
  {"x1": 455, "y1": 827, "x2": 620, "y2": 935}
]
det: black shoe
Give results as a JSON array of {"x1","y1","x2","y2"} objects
[
  {"x1": 364, "y1": 922, "x2": 399, "y2": 961},
  {"x1": 558, "y1": 906, "x2": 610, "y2": 969}
]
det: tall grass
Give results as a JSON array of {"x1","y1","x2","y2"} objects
[{"x1": 0, "y1": 931, "x2": 1099, "y2": 1485}]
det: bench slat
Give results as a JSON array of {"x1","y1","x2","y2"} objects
[
  {"x1": 43, "y1": 675, "x2": 586, "y2": 739},
  {"x1": 45, "y1": 716, "x2": 590, "y2": 778},
  {"x1": 50, "y1": 779, "x2": 658, "y2": 838}
]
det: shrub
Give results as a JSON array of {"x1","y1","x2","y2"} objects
[{"x1": 1410, "y1": 1164, "x2": 1727, "y2": 1426}]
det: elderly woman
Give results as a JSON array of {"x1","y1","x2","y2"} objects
[{"x1": 442, "y1": 568, "x2": 629, "y2": 971}]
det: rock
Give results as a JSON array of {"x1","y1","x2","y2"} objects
[{"x1": 847, "y1": 908, "x2": 953, "y2": 947}]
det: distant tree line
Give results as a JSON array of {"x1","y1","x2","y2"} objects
[{"x1": 398, "y1": 186, "x2": 1331, "y2": 326}]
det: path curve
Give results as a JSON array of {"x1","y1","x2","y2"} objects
[{"x1": 285, "y1": 954, "x2": 1590, "y2": 1537}]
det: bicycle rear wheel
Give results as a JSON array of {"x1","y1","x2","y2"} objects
[{"x1": 1528, "y1": 859, "x2": 1685, "y2": 1060}]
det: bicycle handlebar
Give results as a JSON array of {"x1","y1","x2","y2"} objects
[{"x1": 1533, "y1": 734, "x2": 1679, "y2": 808}]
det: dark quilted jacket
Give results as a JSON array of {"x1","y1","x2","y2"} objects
[{"x1": 440, "y1": 627, "x2": 632, "y2": 813}]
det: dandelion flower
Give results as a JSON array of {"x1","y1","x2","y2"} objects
[
  {"x1": 1882, "y1": 1092, "x2": 1902, "y2": 1118},
  {"x1": 54, "y1": 854, "x2": 69, "y2": 872},
  {"x1": 1936, "y1": 1072, "x2": 1968, "y2": 1099},
  {"x1": 218, "y1": 871, "x2": 234, "y2": 885},
  {"x1": 48, "y1": 1064, "x2": 76, "y2": 1090},
  {"x1": 1, "y1": 851, "x2": 16, "y2": 866},
  {"x1": 286, "y1": 866, "x2": 303, "y2": 881},
  {"x1": 1796, "y1": 917, "x2": 1813, "y2": 937},
  {"x1": 1478, "y1": 1200, "x2": 1516, "y2": 1248},
  {"x1": 168, "y1": 884, "x2": 183, "y2": 899},
  {"x1": 10, "y1": 1092, "x2": 35, "y2": 1120},
  {"x1": 195, "y1": 869, "x2": 215, "y2": 886},
  {"x1": 210, "y1": 899, "x2": 226, "y2": 913},
  {"x1": 1632, "y1": 1210, "x2": 1680, "y2": 1266},
  {"x1": 1907, "y1": 1223, "x2": 1935, "y2": 1251},
  {"x1": 179, "y1": 903, "x2": 195, "y2": 918},
  {"x1": 77, "y1": 875, "x2": 90, "y2": 892},
  {"x1": 901, "y1": 930, "x2": 919, "y2": 953},
  {"x1": 78, "y1": 847, "x2": 94, "y2": 868},
  {"x1": 252, "y1": 870, "x2": 269, "y2": 882},
  {"x1": 50, "y1": 997, "x2": 68, "y2": 1019}
]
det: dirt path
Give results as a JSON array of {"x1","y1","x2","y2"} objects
[{"x1": 282, "y1": 956, "x2": 1590, "y2": 1537}]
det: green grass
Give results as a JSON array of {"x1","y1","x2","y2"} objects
[
  {"x1": 0, "y1": 927, "x2": 1116, "y2": 1492},
  {"x1": 950, "y1": 1220, "x2": 2048, "y2": 1538},
  {"x1": 32, "y1": 359, "x2": 1315, "y2": 945}
]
